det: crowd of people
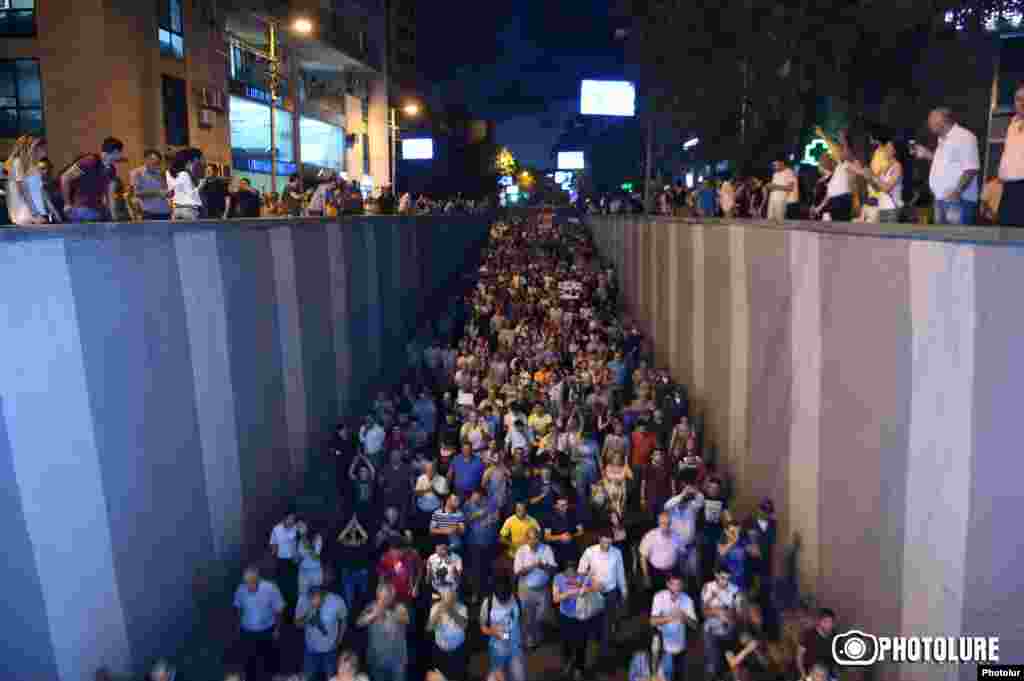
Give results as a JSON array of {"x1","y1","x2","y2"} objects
[
  {"x1": 1, "y1": 137, "x2": 489, "y2": 226},
  {"x1": 589, "y1": 97, "x2": 1024, "y2": 228},
  {"x1": 172, "y1": 211, "x2": 847, "y2": 681}
]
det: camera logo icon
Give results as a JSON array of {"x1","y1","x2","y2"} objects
[{"x1": 832, "y1": 630, "x2": 879, "y2": 667}]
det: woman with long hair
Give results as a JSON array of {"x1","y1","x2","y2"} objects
[
  {"x1": 628, "y1": 632, "x2": 670, "y2": 681},
  {"x1": 167, "y1": 148, "x2": 204, "y2": 220},
  {"x1": 5, "y1": 135, "x2": 61, "y2": 225},
  {"x1": 851, "y1": 134, "x2": 905, "y2": 223}
]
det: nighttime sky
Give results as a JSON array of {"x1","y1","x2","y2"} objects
[{"x1": 417, "y1": 0, "x2": 626, "y2": 166}]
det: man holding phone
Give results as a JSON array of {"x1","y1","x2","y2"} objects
[{"x1": 911, "y1": 108, "x2": 980, "y2": 225}]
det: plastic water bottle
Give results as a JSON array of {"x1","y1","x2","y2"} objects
[{"x1": 947, "y1": 202, "x2": 962, "y2": 225}]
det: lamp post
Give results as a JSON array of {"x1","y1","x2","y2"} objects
[
  {"x1": 390, "y1": 103, "x2": 419, "y2": 195},
  {"x1": 231, "y1": 15, "x2": 312, "y2": 194}
]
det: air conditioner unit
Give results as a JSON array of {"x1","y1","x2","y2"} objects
[{"x1": 198, "y1": 108, "x2": 216, "y2": 128}]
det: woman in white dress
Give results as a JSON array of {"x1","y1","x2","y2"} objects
[{"x1": 5, "y1": 135, "x2": 60, "y2": 225}]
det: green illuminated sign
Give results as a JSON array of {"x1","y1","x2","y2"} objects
[
  {"x1": 802, "y1": 139, "x2": 829, "y2": 167},
  {"x1": 621, "y1": 182, "x2": 634, "y2": 191}
]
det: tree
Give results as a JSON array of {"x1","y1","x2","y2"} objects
[
  {"x1": 494, "y1": 147, "x2": 517, "y2": 177},
  {"x1": 617, "y1": 0, "x2": 1011, "y2": 171}
]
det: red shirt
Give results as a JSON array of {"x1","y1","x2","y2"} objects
[
  {"x1": 630, "y1": 430, "x2": 658, "y2": 468},
  {"x1": 377, "y1": 548, "x2": 423, "y2": 602},
  {"x1": 63, "y1": 154, "x2": 117, "y2": 210}
]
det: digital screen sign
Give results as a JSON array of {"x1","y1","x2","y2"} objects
[
  {"x1": 402, "y1": 138, "x2": 434, "y2": 160},
  {"x1": 580, "y1": 80, "x2": 636, "y2": 117},
  {"x1": 557, "y1": 151, "x2": 585, "y2": 170}
]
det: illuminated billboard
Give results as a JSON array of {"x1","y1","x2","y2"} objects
[
  {"x1": 580, "y1": 80, "x2": 636, "y2": 117},
  {"x1": 402, "y1": 138, "x2": 434, "y2": 160},
  {"x1": 557, "y1": 151, "x2": 585, "y2": 170}
]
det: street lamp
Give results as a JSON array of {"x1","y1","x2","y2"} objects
[
  {"x1": 231, "y1": 14, "x2": 313, "y2": 194},
  {"x1": 390, "y1": 102, "x2": 420, "y2": 194}
]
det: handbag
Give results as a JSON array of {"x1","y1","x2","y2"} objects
[{"x1": 575, "y1": 588, "x2": 605, "y2": 621}]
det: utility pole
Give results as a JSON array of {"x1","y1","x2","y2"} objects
[
  {"x1": 267, "y1": 20, "x2": 279, "y2": 195},
  {"x1": 643, "y1": 111, "x2": 654, "y2": 214}
]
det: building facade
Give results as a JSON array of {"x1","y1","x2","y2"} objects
[{"x1": 0, "y1": 0, "x2": 391, "y2": 196}]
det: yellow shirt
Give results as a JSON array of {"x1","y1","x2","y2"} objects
[
  {"x1": 500, "y1": 514, "x2": 540, "y2": 559},
  {"x1": 528, "y1": 413, "x2": 553, "y2": 436}
]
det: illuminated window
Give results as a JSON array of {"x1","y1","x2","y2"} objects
[
  {"x1": 159, "y1": 0, "x2": 184, "y2": 59},
  {"x1": 0, "y1": 59, "x2": 44, "y2": 138},
  {"x1": 0, "y1": 0, "x2": 35, "y2": 36}
]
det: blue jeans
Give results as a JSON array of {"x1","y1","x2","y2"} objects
[
  {"x1": 488, "y1": 650, "x2": 527, "y2": 681},
  {"x1": 68, "y1": 206, "x2": 107, "y2": 223},
  {"x1": 934, "y1": 200, "x2": 977, "y2": 226},
  {"x1": 340, "y1": 567, "x2": 369, "y2": 612},
  {"x1": 304, "y1": 649, "x2": 338, "y2": 681}
]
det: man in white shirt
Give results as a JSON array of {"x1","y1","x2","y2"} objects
[
  {"x1": 427, "y1": 541, "x2": 464, "y2": 596},
  {"x1": 295, "y1": 585, "x2": 349, "y2": 681},
  {"x1": 234, "y1": 566, "x2": 286, "y2": 681},
  {"x1": 639, "y1": 512, "x2": 683, "y2": 593},
  {"x1": 359, "y1": 416, "x2": 386, "y2": 464},
  {"x1": 701, "y1": 567, "x2": 743, "y2": 681},
  {"x1": 998, "y1": 84, "x2": 1024, "y2": 227},
  {"x1": 649, "y1": 572, "x2": 698, "y2": 681},
  {"x1": 765, "y1": 159, "x2": 800, "y2": 220},
  {"x1": 579, "y1": 527, "x2": 628, "y2": 648},
  {"x1": 270, "y1": 513, "x2": 299, "y2": 605},
  {"x1": 912, "y1": 107, "x2": 980, "y2": 225},
  {"x1": 513, "y1": 528, "x2": 558, "y2": 649},
  {"x1": 664, "y1": 480, "x2": 704, "y2": 579}
]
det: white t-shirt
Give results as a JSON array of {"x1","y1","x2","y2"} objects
[
  {"x1": 826, "y1": 162, "x2": 852, "y2": 198},
  {"x1": 929, "y1": 124, "x2": 980, "y2": 202},
  {"x1": 427, "y1": 552, "x2": 463, "y2": 593},
  {"x1": 169, "y1": 171, "x2": 202, "y2": 208},
  {"x1": 7, "y1": 165, "x2": 47, "y2": 225},
  {"x1": 270, "y1": 522, "x2": 298, "y2": 560},
  {"x1": 651, "y1": 590, "x2": 697, "y2": 654}
]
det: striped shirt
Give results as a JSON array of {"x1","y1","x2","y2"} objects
[{"x1": 431, "y1": 510, "x2": 465, "y2": 550}]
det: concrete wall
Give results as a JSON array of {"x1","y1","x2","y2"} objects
[
  {"x1": 590, "y1": 216, "x2": 1022, "y2": 680},
  {"x1": 0, "y1": 216, "x2": 487, "y2": 681}
]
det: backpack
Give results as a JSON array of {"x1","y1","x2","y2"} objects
[{"x1": 484, "y1": 593, "x2": 521, "y2": 635}]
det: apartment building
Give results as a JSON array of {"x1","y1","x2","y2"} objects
[{"x1": 0, "y1": 0, "x2": 392, "y2": 194}]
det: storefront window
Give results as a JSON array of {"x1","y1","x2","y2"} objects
[
  {"x1": 300, "y1": 116, "x2": 344, "y2": 173},
  {"x1": 230, "y1": 95, "x2": 294, "y2": 175}
]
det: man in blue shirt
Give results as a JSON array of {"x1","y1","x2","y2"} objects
[
  {"x1": 463, "y1": 487, "x2": 499, "y2": 603},
  {"x1": 233, "y1": 566, "x2": 285, "y2": 681},
  {"x1": 449, "y1": 444, "x2": 486, "y2": 499},
  {"x1": 294, "y1": 586, "x2": 349, "y2": 681},
  {"x1": 697, "y1": 181, "x2": 718, "y2": 217}
]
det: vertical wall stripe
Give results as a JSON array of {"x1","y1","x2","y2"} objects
[
  {"x1": 692, "y1": 228, "x2": 706, "y2": 411},
  {"x1": 728, "y1": 225, "x2": 750, "y2": 496},
  {"x1": 175, "y1": 231, "x2": 244, "y2": 566},
  {"x1": 363, "y1": 221, "x2": 383, "y2": 386},
  {"x1": 0, "y1": 238, "x2": 132, "y2": 679},
  {"x1": 217, "y1": 228, "x2": 291, "y2": 549},
  {"x1": 667, "y1": 224, "x2": 681, "y2": 378},
  {"x1": 0, "y1": 398, "x2": 59, "y2": 679},
  {"x1": 326, "y1": 223, "x2": 352, "y2": 414},
  {"x1": 817, "y1": 236, "x2": 911, "y2": 638},
  {"x1": 744, "y1": 229, "x2": 793, "y2": 518},
  {"x1": 963, "y1": 246, "x2": 1024, "y2": 681},
  {"x1": 788, "y1": 231, "x2": 822, "y2": 597},
  {"x1": 289, "y1": 224, "x2": 339, "y2": 452},
  {"x1": 903, "y1": 242, "x2": 975, "y2": 676},
  {"x1": 270, "y1": 226, "x2": 309, "y2": 487}
]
